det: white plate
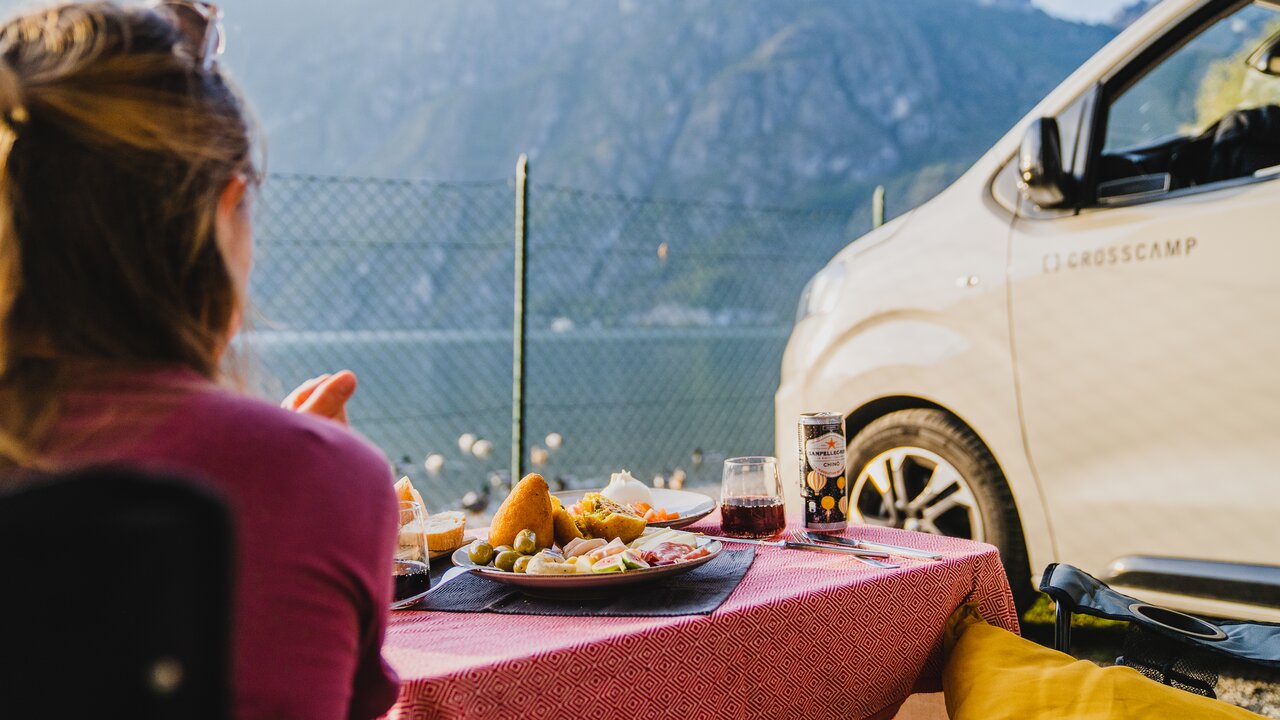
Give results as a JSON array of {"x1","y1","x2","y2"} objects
[
  {"x1": 553, "y1": 488, "x2": 716, "y2": 529},
  {"x1": 451, "y1": 533, "x2": 723, "y2": 593}
]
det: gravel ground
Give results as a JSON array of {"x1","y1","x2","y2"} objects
[
  {"x1": 1021, "y1": 598, "x2": 1280, "y2": 717},
  {"x1": 1218, "y1": 669, "x2": 1280, "y2": 718}
]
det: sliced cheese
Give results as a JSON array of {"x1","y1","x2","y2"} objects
[{"x1": 632, "y1": 528, "x2": 698, "y2": 551}]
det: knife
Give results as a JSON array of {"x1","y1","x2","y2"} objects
[
  {"x1": 800, "y1": 532, "x2": 943, "y2": 560},
  {"x1": 697, "y1": 534, "x2": 785, "y2": 547},
  {"x1": 699, "y1": 534, "x2": 894, "y2": 560}
]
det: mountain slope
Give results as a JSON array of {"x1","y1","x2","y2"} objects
[
  {"x1": 204, "y1": 0, "x2": 1112, "y2": 214},
  {"x1": 0, "y1": 0, "x2": 1115, "y2": 215}
]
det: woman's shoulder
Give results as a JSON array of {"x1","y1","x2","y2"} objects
[
  {"x1": 54, "y1": 366, "x2": 397, "y2": 520},
  {"x1": 177, "y1": 386, "x2": 397, "y2": 536},
  {"x1": 186, "y1": 385, "x2": 391, "y2": 480}
]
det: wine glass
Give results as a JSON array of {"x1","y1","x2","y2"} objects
[
  {"x1": 391, "y1": 500, "x2": 432, "y2": 608},
  {"x1": 720, "y1": 456, "x2": 786, "y2": 538}
]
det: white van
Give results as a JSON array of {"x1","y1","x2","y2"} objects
[{"x1": 776, "y1": 0, "x2": 1280, "y2": 617}]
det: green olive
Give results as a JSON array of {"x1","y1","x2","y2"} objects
[
  {"x1": 513, "y1": 555, "x2": 532, "y2": 573},
  {"x1": 493, "y1": 545, "x2": 513, "y2": 556},
  {"x1": 513, "y1": 530, "x2": 537, "y2": 555},
  {"x1": 494, "y1": 550, "x2": 521, "y2": 572},
  {"x1": 467, "y1": 541, "x2": 495, "y2": 566}
]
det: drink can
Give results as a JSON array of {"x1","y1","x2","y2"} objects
[{"x1": 798, "y1": 412, "x2": 848, "y2": 532}]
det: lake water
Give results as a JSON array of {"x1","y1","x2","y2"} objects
[{"x1": 241, "y1": 325, "x2": 789, "y2": 511}]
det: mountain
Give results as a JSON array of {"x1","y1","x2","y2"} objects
[
  {"x1": 0, "y1": 1, "x2": 1114, "y2": 218},
  {"x1": 205, "y1": 0, "x2": 1113, "y2": 219}
]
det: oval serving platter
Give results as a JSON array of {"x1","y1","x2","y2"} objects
[{"x1": 451, "y1": 535, "x2": 723, "y2": 591}]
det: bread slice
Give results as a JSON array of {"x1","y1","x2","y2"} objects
[
  {"x1": 422, "y1": 511, "x2": 466, "y2": 552},
  {"x1": 393, "y1": 476, "x2": 427, "y2": 524}
]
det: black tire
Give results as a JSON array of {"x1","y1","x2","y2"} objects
[{"x1": 846, "y1": 408, "x2": 1035, "y2": 612}]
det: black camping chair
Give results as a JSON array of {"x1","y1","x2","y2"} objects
[
  {"x1": 0, "y1": 466, "x2": 234, "y2": 720},
  {"x1": 1041, "y1": 563, "x2": 1280, "y2": 699}
]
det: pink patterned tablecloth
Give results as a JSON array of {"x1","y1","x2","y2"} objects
[{"x1": 381, "y1": 514, "x2": 1019, "y2": 720}]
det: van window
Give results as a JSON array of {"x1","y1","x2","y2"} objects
[{"x1": 1096, "y1": 1, "x2": 1280, "y2": 202}]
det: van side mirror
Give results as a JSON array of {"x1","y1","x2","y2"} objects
[
  {"x1": 1017, "y1": 117, "x2": 1073, "y2": 209},
  {"x1": 1247, "y1": 30, "x2": 1280, "y2": 76}
]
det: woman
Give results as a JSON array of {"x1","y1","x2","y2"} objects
[{"x1": 0, "y1": 3, "x2": 399, "y2": 718}]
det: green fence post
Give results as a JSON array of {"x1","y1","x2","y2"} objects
[
  {"x1": 872, "y1": 185, "x2": 885, "y2": 229},
  {"x1": 512, "y1": 154, "x2": 529, "y2": 484}
]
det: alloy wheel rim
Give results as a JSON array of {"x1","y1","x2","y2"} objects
[{"x1": 850, "y1": 446, "x2": 984, "y2": 541}]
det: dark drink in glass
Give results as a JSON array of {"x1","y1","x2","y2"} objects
[
  {"x1": 393, "y1": 559, "x2": 431, "y2": 602},
  {"x1": 720, "y1": 495, "x2": 786, "y2": 538}
]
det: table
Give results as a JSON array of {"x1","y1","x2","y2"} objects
[{"x1": 381, "y1": 514, "x2": 1019, "y2": 720}]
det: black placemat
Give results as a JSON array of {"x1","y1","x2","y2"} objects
[{"x1": 407, "y1": 546, "x2": 755, "y2": 617}]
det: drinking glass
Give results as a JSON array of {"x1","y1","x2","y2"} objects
[
  {"x1": 391, "y1": 500, "x2": 432, "y2": 608},
  {"x1": 720, "y1": 456, "x2": 786, "y2": 538}
]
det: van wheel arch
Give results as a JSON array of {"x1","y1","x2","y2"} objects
[{"x1": 844, "y1": 396, "x2": 949, "y2": 440}]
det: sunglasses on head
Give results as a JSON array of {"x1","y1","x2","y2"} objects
[{"x1": 156, "y1": 1, "x2": 224, "y2": 70}]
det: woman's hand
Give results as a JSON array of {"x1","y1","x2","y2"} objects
[{"x1": 283, "y1": 370, "x2": 358, "y2": 425}]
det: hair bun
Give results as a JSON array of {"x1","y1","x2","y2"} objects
[{"x1": 0, "y1": 59, "x2": 27, "y2": 128}]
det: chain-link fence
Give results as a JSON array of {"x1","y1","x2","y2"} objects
[
  {"x1": 523, "y1": 184, "x2": 849, "y2": 495},
  {"x1": 240, "y1": 172, "x2": 852, "y2": 513},
  {"x1": 242, "y1": 174, "x2": 515, "y2": 507}
]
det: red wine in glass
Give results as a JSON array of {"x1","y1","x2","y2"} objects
[
  {"x1": 393, "y1": 559, "x2": 431, "y2": 601},
  {"x1": 720, "y1": 496, "x2": 786, "y2": 538}
]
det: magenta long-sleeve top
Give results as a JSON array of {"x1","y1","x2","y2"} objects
[{"x1": 41, "y1": 365, "x2": 400, "y2": 720}]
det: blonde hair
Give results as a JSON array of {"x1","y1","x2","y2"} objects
[{"x1": 0, "y1": 2, "x2": 257, "y2": 468}]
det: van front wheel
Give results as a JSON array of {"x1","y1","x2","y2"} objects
[{"x1": 846, "y1": 408, "x2": 1033, "y2": 611}]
